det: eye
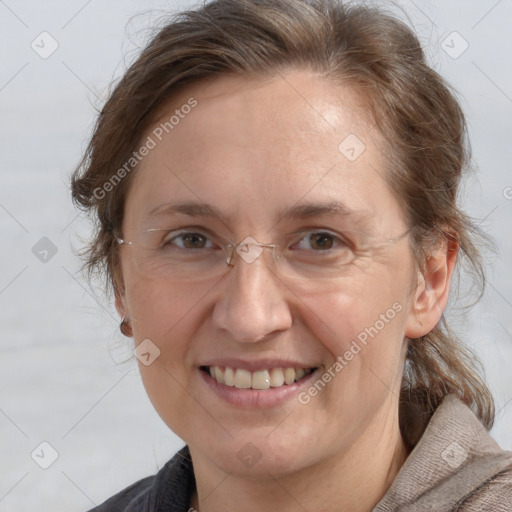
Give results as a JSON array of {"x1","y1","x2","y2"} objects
[
  {"x1": 292, "y1": 231, "x2": 348, "y2": 252},
  {"x1": 162, "y1": 230, "x2": 215, "y2": 250}
]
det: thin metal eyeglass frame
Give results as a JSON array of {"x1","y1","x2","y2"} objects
[
  {"x1": 115, "y1": 231, "x2": 281, "y2": 266},
  {"x1": 115, "y1": 227, "x2": 413, "y2": 270}
]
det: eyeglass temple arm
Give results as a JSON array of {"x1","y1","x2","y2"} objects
[{"x1": 115, "y1": 237, "x2": 132, "y2": 246}]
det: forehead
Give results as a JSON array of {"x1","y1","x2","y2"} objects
[
  {"x1": 151, "y1": 70, "x2": 370, "y2": 158},
  {"x1": 124, "y1": 70, "x2": 403, "y2": 232}
]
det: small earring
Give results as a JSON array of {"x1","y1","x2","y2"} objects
[{"x1": 120, "y1": 317, "x2": 133, "y2": 337}]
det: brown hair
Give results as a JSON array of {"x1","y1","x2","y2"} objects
[{"x1": 71, "y1": 0, "x2": 494, "y2": 445}]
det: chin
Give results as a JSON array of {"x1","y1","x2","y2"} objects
[{"x1": 190, "y1": 426, "x2": 325, "y2": 479}]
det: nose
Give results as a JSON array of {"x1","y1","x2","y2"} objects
[{"x1": 211, "y1": 251, "x2": 293, "y2": 343}]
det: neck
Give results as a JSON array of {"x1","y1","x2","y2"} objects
[{"x1": 189, "y1": 408, "x2": 408, "y2": 512}]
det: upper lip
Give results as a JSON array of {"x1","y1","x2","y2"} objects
[{"x1": 199, "y1": 358, "x2": 318, "y2": 372}]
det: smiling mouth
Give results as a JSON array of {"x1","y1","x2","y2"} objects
[{"x1": 201, "y1": 366, "x2": 317, "y2": 390}]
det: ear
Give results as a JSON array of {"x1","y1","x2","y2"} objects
[
  {"x1": 115, "y1": 288, "x2": 129, "y2": 320},
  {"x1": 113, "y1": 264, "x2": 128, "y2": 319},
  {"x1": 405, "y1": 235, "x2": 458, "y2": 338}
]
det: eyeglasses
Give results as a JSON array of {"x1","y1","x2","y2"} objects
[{"x1": 115, "y1": 226, "x2": 411, "y2": 284}]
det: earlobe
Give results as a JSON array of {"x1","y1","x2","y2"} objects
[
  {"x1": 115, "y1": 290, "x2": 133, "y2": 337},
  {"x1": 405, "y1": 237, "x2": 458, "y2": 339}
]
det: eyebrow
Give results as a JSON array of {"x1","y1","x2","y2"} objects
[
  {"x1": 148, "y1": 202, "x2": 229, "y2": 223},
  {"x1": 277, "y1": 201, "x2": 375, "y2": 233},
  {"x1": 147, "y1": 200, "x2": 373, "y2": 228},
  {"x1": 279, "y1": 201, "x2": 372, "y2": 222}
]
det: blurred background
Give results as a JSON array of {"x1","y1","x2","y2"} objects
[{"x1": 1, "y1": 1, "x2": 511, "y2": 510}]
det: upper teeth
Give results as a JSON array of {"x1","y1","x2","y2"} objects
[{"x1": 208, "y1": 366, "x2": 313, "y2": 390}]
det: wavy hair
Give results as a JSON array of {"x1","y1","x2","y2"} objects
[{"x1": 71, "y1": 0, "x2": 494, "y2": 446}]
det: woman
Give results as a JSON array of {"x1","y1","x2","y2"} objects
[{"x1": 71, "y1": 0, "x2": 512, "y2": 510}]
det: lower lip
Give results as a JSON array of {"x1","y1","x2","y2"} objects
[{"x1": 199, "y1": 368, "x2": 319, "y2": 409}]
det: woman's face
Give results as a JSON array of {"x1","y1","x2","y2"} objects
[{"x1": 117, "y1": 70, "x2": 425, "y2": 476}]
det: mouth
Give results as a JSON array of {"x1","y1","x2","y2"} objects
[{"x1": 200, "y1": 365, "x2": 317, "y2": 390}]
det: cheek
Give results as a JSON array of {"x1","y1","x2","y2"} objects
[
  {"x1": 125, "y1": 277, "x2": 216, "y2": 437},
  {"x1": 124, "y1": 274, "x2": 228, "y2": 364},
  {"x1": 125, "y1": 274, "x2": 212, "y2": 398},
  {"x1": 297, "y1": 261, "x2": 412, "y2": 405},
  {"x1": 126, "y1": 275, "x2": 206, "y2": 341},
  {"x1": 300, "y1": 268, "x2": 409, "y2": 356},
  {"x1": 293, "y1": 273, "x2": 409, "y2": 433}
]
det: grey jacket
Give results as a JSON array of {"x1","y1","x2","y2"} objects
[{"x1": 90, "y1": 394, "x2": 512, "y2": 511}]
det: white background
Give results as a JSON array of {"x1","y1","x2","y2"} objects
[{"x1": 1, "y1": 1, "x2": 511, "y2": 510}]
